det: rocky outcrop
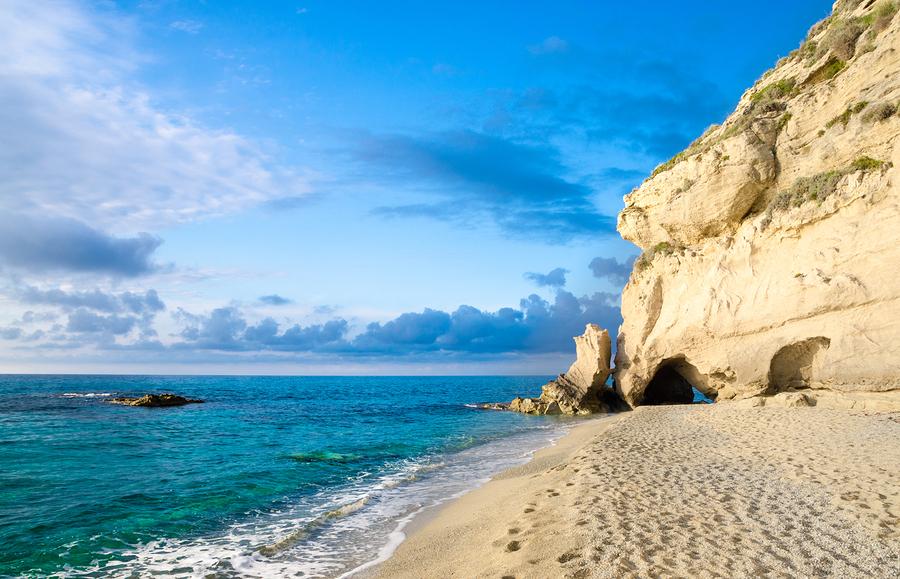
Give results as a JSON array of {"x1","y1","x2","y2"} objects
[
  {"x1": 110, "y1": 394, "x2": 204, "y2": 407},
  {"x1": 614, "y1": 0, "x2": 900, "y2": 408},
  {"x1": 511, "y1": 324, "x2": 620, "y2": 415}
]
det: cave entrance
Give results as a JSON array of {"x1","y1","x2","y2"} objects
[
  {"x1": 768, "y1": 337, "x2": 831, "y2": 393},
  {"x1": 642, "y1": 357, "x2": 712, "y2": 405}
]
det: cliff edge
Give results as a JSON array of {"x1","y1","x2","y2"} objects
[{"x1": 615, "y1": 0, "x2": 900, "y2": 408}]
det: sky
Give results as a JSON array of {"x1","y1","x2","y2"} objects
[{"x1": 0, "y1": 0, "x2": 833, "y2": 375}]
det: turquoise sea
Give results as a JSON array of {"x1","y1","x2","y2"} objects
[{"x1": 0, "y1": 375, "x2": 582, "y2": 578}]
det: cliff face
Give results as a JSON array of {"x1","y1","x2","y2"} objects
[{"x1": 614, "y1": 1, "x2": 900, "y2": 407}]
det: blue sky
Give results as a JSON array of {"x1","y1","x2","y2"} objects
[{"x1": 0, "y1": 0, "x2": 831, "y2": 374}]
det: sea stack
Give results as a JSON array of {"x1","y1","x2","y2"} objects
[
  {"x1": 511, "y1": 323, "x2": 617, "y2": 415},
  {"x1": 614, "y1": 0, "x2": 900, "y2": 410}
]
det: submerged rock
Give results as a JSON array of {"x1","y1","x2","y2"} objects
[
  {"x1": 468, "y1": 402, "x2": 510, "y2": 411},
  {"x1": 109, "y1": 393, "x2": 204, "y2": 407},
  {"x1": 511, "y1": 324, "x2": 621, "y2": 415}
]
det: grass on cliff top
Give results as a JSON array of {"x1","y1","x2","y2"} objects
[
  {"x1": 750, "y1": 78, "x2": 797, "y2": 103},
  {"x1": 647, "y1": 1, "x2": 896, "y2": 183}
]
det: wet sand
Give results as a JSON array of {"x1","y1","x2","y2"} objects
[{"x1": 372, "y1": 404, "x2": 900, "y2": 578}]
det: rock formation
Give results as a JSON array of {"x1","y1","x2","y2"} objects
[
  {"x1": 511, "y1": 324, "x2": 619, "y2": 415},
  {"x1": 109, "y1": 394, "x2": 204, "y2": 407},
  {"x1": 614, "y1": 0, "x2": 900, "y2": 408}
]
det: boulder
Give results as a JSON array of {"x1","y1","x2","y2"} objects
[{"x1": 109, "y1": 393, "x2": 204, "y2": 407}]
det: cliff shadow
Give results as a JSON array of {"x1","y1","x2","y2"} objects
[
  {"x1": 641, "y1": 356, "x2": 713, "y2": 405},
  {"x1": 767, "y1": 337, "x2": 831, "y2": 393}
]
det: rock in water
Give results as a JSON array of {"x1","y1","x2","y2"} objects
[
  {"x1": 511, "y1": 324, "x2": 617, "y2": 415},
  {"x1": 614, "y1": 0, "x2": 900, "y2": 409},
  {"x1": 109, "y1": 394, "x2": 204, "y2": 407}
]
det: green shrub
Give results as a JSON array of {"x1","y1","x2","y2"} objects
[
  {"x1": 783, "y1": 170, "x2": 845, "y2": 207},
  {"x1": 763, "y1": 157, "x2": 889, "y2": 226},
  {"x1": 653, "y1": 241, "x2": 674, "y2": 254},
  {"x1": 861, "y1": 101, "x2": 897, "y2": 122},
  {"x1": 825, "y1": 101, "x2": 868, "y2": 128},
  {"x1": 807, "y1": 18, "x2": 832, "y2": 39},
  {"x1": 820, "y1": 18, "x2": 864, "y2": 60},
  {"x1": 851, "y1": 156, "x2": 886, "y2": 171},
  {"x1": 650, "y1": 152, "x2": 685, "y2": 179},
  {"x1": 777, "y1": 112, "x2": 793, "y2": 131},
  {"x1": 751, "y1": 78, "x2": 797, "y2": 103},
  {"x1": 867, "y1": 1, "x2": 898, "y2": 33},
  {"x1": 806, "y1": 58, "x2": 846, "y2": 85}
]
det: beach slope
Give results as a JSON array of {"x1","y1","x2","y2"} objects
[{"x1": 374, "y1": 405, "x2": 900, "y2": 578}]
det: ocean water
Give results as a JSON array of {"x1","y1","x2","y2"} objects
[{"x1": 0, "y1": 375, "x2": 584, "y2": 578}]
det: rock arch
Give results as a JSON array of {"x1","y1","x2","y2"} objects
[{"x1": 640, "y1": 356, "x2": 711, "y2": 405}]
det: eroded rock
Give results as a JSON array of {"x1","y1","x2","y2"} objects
[{"x1": 511, "y1": 324, "x2": 620, "y2": 415}]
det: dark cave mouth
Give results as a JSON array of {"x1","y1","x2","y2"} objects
[{"x1": 641, "y1": 361, "x2": 713, "y2": 405}]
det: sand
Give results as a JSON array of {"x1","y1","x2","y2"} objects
[{"x1": 371, "y1": 404, "x2": 900, "y2": 578}]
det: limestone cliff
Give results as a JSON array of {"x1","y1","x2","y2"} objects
[
  {"x1": 511, "y1": 324, "x2": 618, "y2": 415},
  {"x1": 614, "y1": 0, "x2": 900, "y2": 408}
]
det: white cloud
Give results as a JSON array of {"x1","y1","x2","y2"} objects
[
  {"x1": 169, "y1": 19, "x2": 203, "y2": 34},
  {"x1": 0, "y1": 0, "x2": 307, "y2": 232}
]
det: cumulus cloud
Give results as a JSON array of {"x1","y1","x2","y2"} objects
[
  {"x1": 66, "y1": 309, "x2": 137, "y2": 335},
  {"x1": 0, "y1": 215, "x2": 162, "y2": 276},
  {"x1": 16, "y1": 286, "x2": 165, "y2": 315},
  {"x1": 258, "y1": 294, "x2": 292, "y2": 306},
  {"x1": 1, "y1": 285, "x2": 165, "y2": 344},
  {"x1": 589, "y1": 256, "x2": 636, "y2": 286},
  {"x1": 524, "y1": 267, "x2": 568, "y2": 288},
  {"x1": 0, "y1": 0, "x2": 305, "y2": 231},
  {"x1": 0, "y1": 327, "x2": 23, "y2": 340},
  {"x1": 175, "y1": 307, "x2": 348, "y2": 351},
  {"x1": 362, "y1": 130, "x2": 615, "y2": 241}
]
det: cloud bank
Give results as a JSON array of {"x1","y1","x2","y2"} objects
[{"x1": 173, "y1": 289, "x2": 621, "y2": 357}]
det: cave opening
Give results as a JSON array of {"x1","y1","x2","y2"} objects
[
  {"x1": 768, "y1": 337, "x2": 831, "y2": 393},
  {"x1": 641, "y1": 358, "x2": 712, "y2": 405}
]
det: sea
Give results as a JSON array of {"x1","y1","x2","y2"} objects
[{"x1": 0, "y1": 375, "x2": 587, "y2": 578}]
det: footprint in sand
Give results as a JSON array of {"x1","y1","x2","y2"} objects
[
  {"x1": 557, "y1": 552, "x2": 580, "y2": 563},
  {"x1": 505, "y1": 540, "x2": 521, "y2": 552}
]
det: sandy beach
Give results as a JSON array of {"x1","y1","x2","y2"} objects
[{"x1": 373, "y1": 404, "x2": 900, "y2": 578}]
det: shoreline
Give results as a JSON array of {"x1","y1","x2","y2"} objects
[
  {"x1": 400, "y1": 413, "x2": 620, "y2": 541},
  {"x1": 346, "y1": 414, "x2": 617, "y2": 579},
  {"x1": 367, "y1": 404, "x2": 900, "y2": 578},
  {"x1": 352, "y1": 413, "x2": 621, "y2": 578}
]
